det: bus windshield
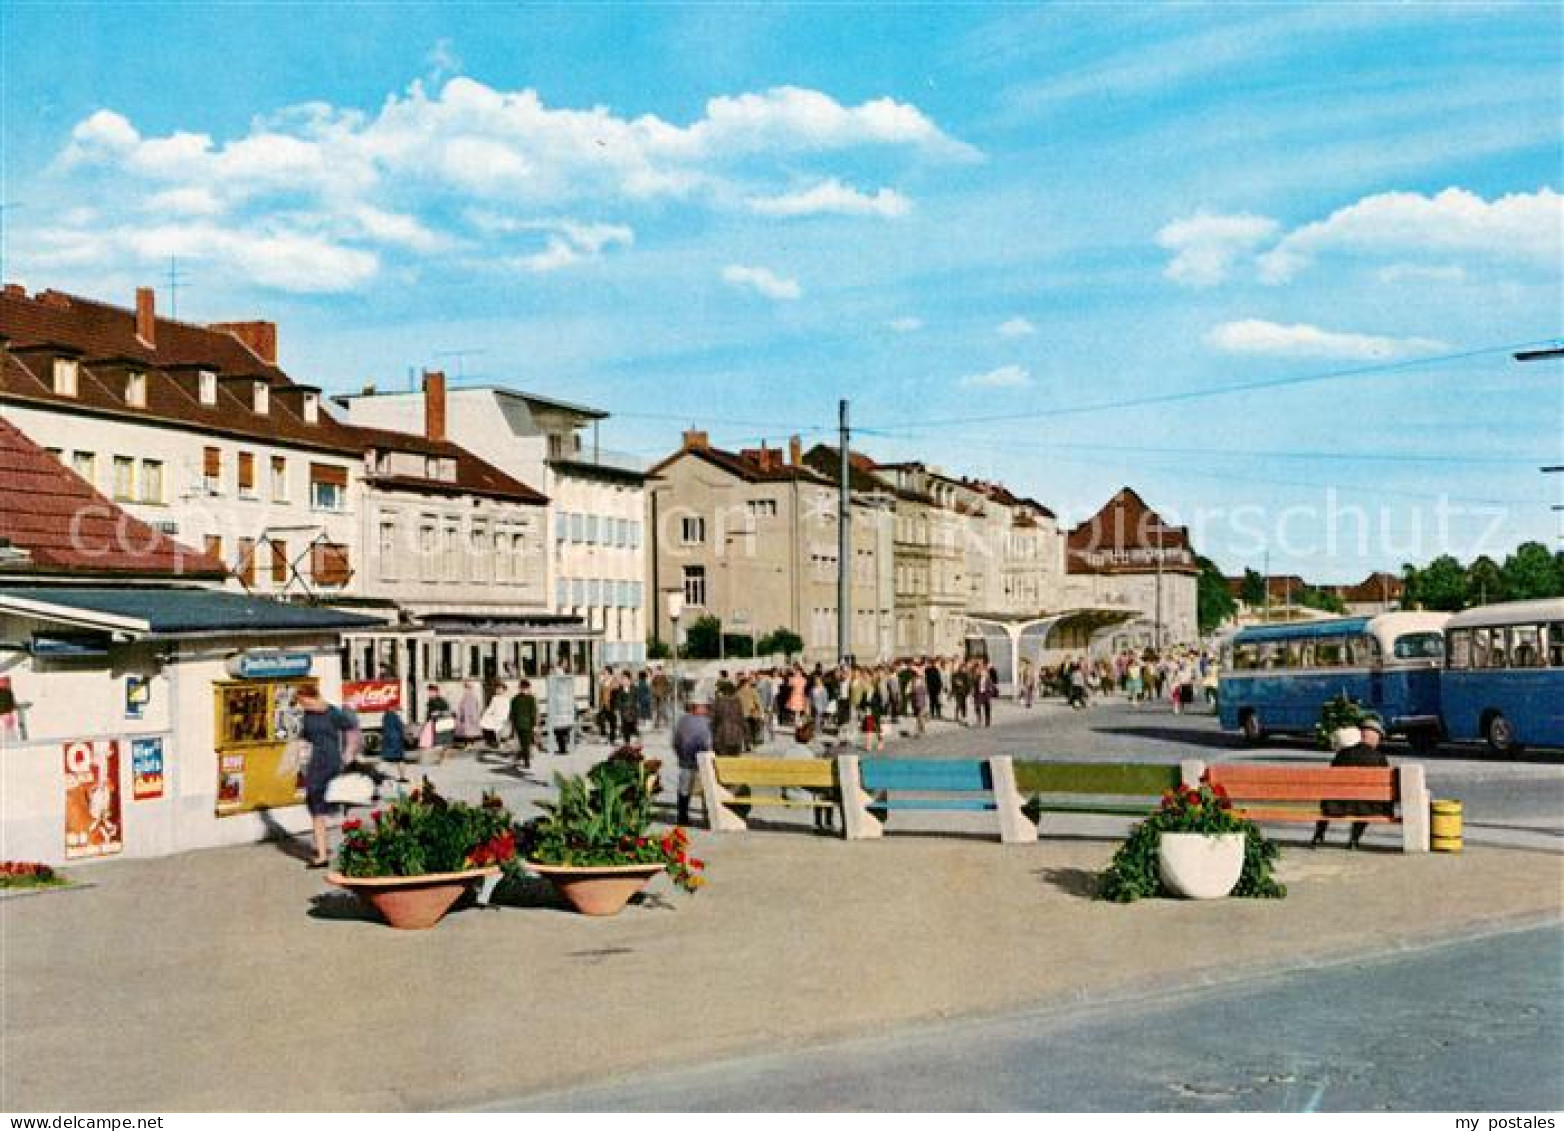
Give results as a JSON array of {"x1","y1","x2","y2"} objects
[{"x1": 1392, "y1": 632, "x2": 1444, "y2": 661}]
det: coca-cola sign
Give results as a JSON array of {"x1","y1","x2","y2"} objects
[{"x1": 342, "y1": 680, "x2": 401, "y2": 713}]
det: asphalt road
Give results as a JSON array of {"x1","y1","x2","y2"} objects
[
  {"x1": 513, "y1": 923, "x2": 1564, "y2": 1112},
  {"x1": 876, "y1": 697, "x2": 1564, "y2": 853}
]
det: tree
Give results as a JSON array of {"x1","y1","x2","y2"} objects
[
  {"x1": 646, "y1": 637, "x2": 672, "y2": 661},
  {"x1": 1295, "y1": 586, "x2": 1346, "y2": 615},
  {"x1": 757, "y1": 627, "x2": 804, "y2": 659},
  {"x1": 1465, "y1": 555, "x2": 1505, "y2": 606},
  {"x1": 1197, "y1": 556, "x2": 1238, "y2": 634},
  {"x1": 722, "y1": 633, "x2": 755, "y2": 659},
  {"x1": 1406, "y1": 554, "x2": 1469, "y2": 611},
  {"x1": 1240, "y1": 568, "x2": 1267, "y2": 607},
  {"x1": 681, "y1": 614, "x2": 723, "y2": 660},
  {"x1": 1500, "y1": 541, "x2": 1560, "y2": 601}
]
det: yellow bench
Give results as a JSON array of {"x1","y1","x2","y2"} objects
[{"x1": 697, "y1": 752, "x2": 839, "y2": 832}]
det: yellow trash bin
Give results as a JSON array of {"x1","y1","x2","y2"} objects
[{"x1": 1431, "y1": 799, "x2": 1463, "y2": 853}]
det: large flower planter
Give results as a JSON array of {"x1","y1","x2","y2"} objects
[
  {"x1": 328, "y1": 866, "x2": 500, "y2": 929},
  {"x1": 527, "y1": 861, "x2": 663, "y2": 916},
  {"x1": 1157, "y1": 832, "x2": 1245, "y2": 899}
]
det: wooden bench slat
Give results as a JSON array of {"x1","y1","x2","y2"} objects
[
  {"x1": 870, "y1": 798, "x2": 998, "y2": 812},
  {"x1": 1236, "y1": 808, "x2": 1400, "y2": 824},
  {"x1": 1221, "y1": 784, "x2": 1396, "y2": 802},
  {"x1": 1014, "y1": 761, "x2": 1182, "y2": 796},
  {"x1": 1209, "y1": 766, "x2": 1394, "y2": 786},
  {"x1": 713, "y1": 758, "x2": 836, "y2": 789},
  {"x1": 1032, "y1": 801, "x2": 1160, "y2": 816},
  {"x1": 861, "y1": 758, "x2": 992, "y2": 792},
  {"x1": 722, "y1": 796, "x2": 837, "y2": 809}
]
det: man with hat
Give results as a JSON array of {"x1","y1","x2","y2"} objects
[
  {"x1": 672, "y1": 688, "x2": 714, "y2": 826},
  {"x1": 1314, "y1": 714, "x2": 1393, "y2": 849}
]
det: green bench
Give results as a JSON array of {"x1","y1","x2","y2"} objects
[{"x1": 1014, "y1": 760, "x2": 1198, "y2": 834}]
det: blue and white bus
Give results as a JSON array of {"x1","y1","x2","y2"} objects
[
  {"x1": 1219, "y1": 612, "x2": 1449, "y2": 751},
  {"x1": 1441, "y1": 598, "x2": 1564, "y2": 755}
]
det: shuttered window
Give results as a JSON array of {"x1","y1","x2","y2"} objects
[
  {"x1": 236, "y1": 538, "x2": 256, "y2": 586},
  {"x1": 309, "y1": 463, "x2": 347, "y2": 511},
  {"x1": 311, "y1": 542, "x2": 351, "y2": 588},
  {"x1": 204, "y1": 534, "x2": 222, "y2": 561},
  {"x1": 238, "y1": 452, "x2": 255, "y2": 494},
  {"x1": 270, "y1": 540, "x2": 288, "y2": 584},
  {"x1": 203, "y1": 446, "x2": 222, "y2": 491}
]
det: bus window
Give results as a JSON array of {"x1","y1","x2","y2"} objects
[
  {"x1": 1471, "y1": 629, "x2": 1490, "y2": 669},
  {"x1": 1258, "y1": 641, "x2": 1280, "y2": 669},
  {"x1": 438, "y1": 641, "x2": 456, "y2": 680},
  {"x1": 1234, "y1": 643, "x2": 1259, "y2": 670},
  {"x1": 1315, "y1": 637, "x2": 1344, "y2": 667},
  {"x1": 1488, "y1": 629, "x2": 1509, "y2": 669},
  {"x1": 1296, "y1": 643, "x2": 1317, "y2": 668},
  {"x1": 376, "y1": 638, "x2": 399, "y2": 678},
  {"x1": 1550, "y1": 624, "x2": 1564, "y2": 669},
  {"x1": 1512, "y1": 625, "x2": 1542, "y2": 668},
  {"x1": 1448, "y1": 629, "x2": 1471, "y2": 669},
  {"x1": 1344, "y1": 633, "x2": 1379, "y2": 667},
  {"x1": 1393, "y1": 632, "x2": 1444, "y2": 661}
]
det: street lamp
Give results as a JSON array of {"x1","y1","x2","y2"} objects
[{"x1": 666, "y1": 590, "x2": 685, "y2": 716}]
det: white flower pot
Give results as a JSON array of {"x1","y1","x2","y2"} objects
[{"x1": 1157, "y1": 832, "x2": 1246, "y2": 899}]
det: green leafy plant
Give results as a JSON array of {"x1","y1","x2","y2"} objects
[
  {"x1": 0, "y1": 862, "x2": 68, "y2": 890},
  {"x1": 336, "y1": 779, "x2": 520, "y2": 878},
  {"x1": 1314, "y1": 693, "x2": 1369, "y2": 750},
  {"x1": 1098, "y1": 782, "x2": 1286, "y2": 903},
  {"x1": 520, "y1": 748, "x2": 705, "y2": 893}
]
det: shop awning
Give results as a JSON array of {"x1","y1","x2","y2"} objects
[{"x1": 0, "y1": 586, "x2": 383, "y2": 640}]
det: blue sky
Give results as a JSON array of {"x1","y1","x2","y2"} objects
[{"x1": 3, "y1": 2, "x2": 1561, "y2": 581}]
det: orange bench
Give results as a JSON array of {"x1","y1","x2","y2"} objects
[{"x1": 1204, "y1": 763, "x2": 1430, "y2": 852}]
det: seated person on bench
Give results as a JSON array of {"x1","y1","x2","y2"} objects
[
  {"x1": 781, "y1": 720, "x2": 834, "y2": 833},
  {"x1": 1314, "y1": 715, "x2": 1393, "y2": 849}
]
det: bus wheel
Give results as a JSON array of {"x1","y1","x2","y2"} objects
[
  {"x1": 1240, "y1": 711, "x2": 1265, "y2": 745},
  {"x1": 1407, "y1": 728, "x2": 1440, "y2": 756},
  {"x1": 1485, "y1": 712, "x2": 1520, "y2": 756}
]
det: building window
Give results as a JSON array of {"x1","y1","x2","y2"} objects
[
  {"x1": 140, "y1": 460, "x2": 164, "y2": 504},
  {"x1": 253, "y1": 382, "x2": 269, "y2": 415},
  {"x1": 309, "y1": 463, "x2": 346, "y2": 511},
  {"x1": 71, "y1": 451, "x2": 95, "y2": 486},
  {"x1": 553, "y1": 510, "x2": 567, "y2": 543},
  {"x1": 571, "y1": 578, "x2": 586, "y2": 607},
  {"x1": 556, "y1": 578, "x2": 569, "y2": 608},
  {"x1": 585, "y1": 515, "x2": 600, "y2": 544},
  {"x1": 237, "y1": 451, "x2": 256, "y2": 497},
  {"x1": 270, "y1": 456, "x2": 288, "y2": 501},
  {"x1": 302, "y1": 392, "x2": 319, "y2": 424},
  {"x1": 203, "y1": 446, "x2": 222, "y2": 494},
  {"x1": 112, "y1": 456, "x2": 135, "y2": 501},
  {"x1": 419, "y1": 524, "x2": 437, "y2": 582},
  {"x1": 629, "y1": 521, "x2": 641, "y2": 548},
  {"x1": 378, "y1": 522, "x2": 397, "y2": 580},
  {"x1": 310, "y1": 542, "x2": 351, "y2": 589},
  {"x1": 271, "y1": 539, "x2": 289, "y2": 585},
  {"x1": 494, "y1": 532, "x2": 510, "y2": 582},
  {"x1": 511, "y1": 534, "x2": 526, "y2": 583},
  {"x1": 444, "y1": 527, "x2": 461, "y2": 581},
  {"x1": 683, "y1": 565, "x2": 707, "y2": 607},
  {"x1": 204, "y1": 534, "x2": 222, "y2": 562},
  {"x1": 570, "y1": 512, "x2": 585, "y2": 542},
  {"x1": 680, "y1": 516, "x2": 706, "y2": 545},
  {"x1": 199, "y1": 370, "x2": 217, "y2": 406},
  {"x1": 469, "y1": 528, "x2": 487, "y2": 582},
  {"x1": 236, "y1": 538, "x2": 256, "y2": 587},
  {"x1": 125, "y1": 371, "x2": 146, "y2": 408},
  {"x1": 747, "y1": 499, "x2": 777, "y2": 520},
  {"x1": 52, "y1": 358, "x2": 79, "y2": 397}
]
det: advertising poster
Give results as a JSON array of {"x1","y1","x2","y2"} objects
[
  {"x1": 63, "y1": 739, "x2": 122, "y2": 859},
  {"x1": 213, "y1": 680, "x2": 311, "y2": 816},
  {"x1": 343, "y1": 679, "x2": 401, "y2": 714},
  {"x1": 130, "y1": 736, "x2": 165, "y2": 801},
  {"x1": 125, "y1": 675, "x2": 150, "y2": 720}
]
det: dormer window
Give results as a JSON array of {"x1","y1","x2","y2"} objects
[
  {"x1": 125, "y1": 371, "x2": 147, "y2": 408},
  {"x1": 302, "y1": 392, "x2": 319, "y2": 424},
  {"x1": 253, "y1": 381, "x2": 269, "y2": 415},
  {"x1": 199, "y1": 370, "x2": 217, "y2": 405},
  {"x1": 52, "y1": 358, "x2": 79, "y2": 397}
]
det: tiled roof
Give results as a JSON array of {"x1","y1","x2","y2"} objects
[
  {"x1": 0, "y1": 414, "x2": 226, "y2": 579},
  {"x1": 1, "y1": 286, "x2": 549, "y2": 504},
  {"x1": 648, "y1": 444, "x2": 832, "y2": 485},
  {"x1": 352, "y1": 424, "x2": 548, "y2": 505},
  {"x1": 1067, "y1": 486, "x2": 1198, "y2": 575},
  {"x1": 801, "y1": 444, "x2": 895, "y2": 494}
]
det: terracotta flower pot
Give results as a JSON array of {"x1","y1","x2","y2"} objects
[
  {"x1": 328, "y1": 866, "x2": 500, "y2": 930},
  {"x1": 1157, "y1": 832, "x2": 1245, "y2": 899},
  {"x1": 527, "y1": 861, "x2": 663, "y2": 916}
]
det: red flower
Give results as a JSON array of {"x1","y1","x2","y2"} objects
[
  {"x1": 342, "y1": 818, "x2": 363, "y2": 832},
  {"x1": 371, "y1": 809, "x2": 383, "y2": 823}
]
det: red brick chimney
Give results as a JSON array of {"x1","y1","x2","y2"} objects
[
  {"x1": 789, "y1": 434, "x2": 803, "y2": 467},
  {"x1": 423, "y1": 370, "x2": 447, "y2": 443},
  {"x1": 135, "y1": 287, "x2": 155, "y2": 347},
  {"x1": 211, "y1": 320, "x2": 278, "y2": 364},
  {"x1": 682, "y1": 429, "x2": 709, "y2": 451}
]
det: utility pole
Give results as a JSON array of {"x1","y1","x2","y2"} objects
[
  {"x1": 1263, "y1": 549, "x2": 1271, "y2": 623},
  {"x1": 166, "y1": 257, "x2": 189, "y2": 320},
  {"x1": 838, "y1": 399, "x2": 852, "y2": 665},
  {"x1": 1515, "y1": 344, "x2": 1563, "y2": 542}
]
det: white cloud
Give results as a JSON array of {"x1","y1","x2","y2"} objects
[
  {"x1": 998, "y1": 317, "x2": 1036, "y2": 337},
  {"x1": 1257, "y1": 187, "x2": 1562, "y2": 283},
  {"x1": 1375, "y1": 264, "x2": 1468, "y2": 285},
  {"x1": 1156, "y1": 212, "x2": 1279, "y2": 286},
  {"x1": 1204, "y1": 319, "x2": 1448, "y2": 361},
  {"x1": 960, "y1": 364, "x2": 1032, "y2": 388},
  {"x1": 748, "y1": 178, "x2": 911, "y2": 218},
  {"x1": 39, "y1": 77, "x2": 970, "y2": 292},
  {"x1": 490, "y1": 218, "x2": 634, "y2": 272},
  {"x1": 888, "y1": 317, "x2": 923, "y2": 332},
  {"x1": 722, "y1": 264, "x2": 802, "y2": 300}
]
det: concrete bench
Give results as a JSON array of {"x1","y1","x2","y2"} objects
[
  {"x1": 697, "y1": 752, "x2": 839, "y2": 833},
  {"x1": 1014, "y1": 760, "x2": 1196, "y2": 831},
  {"x1": 842, "y1": 756, "x2": 1034, "y2": 844},
  {"x1": 1204, "y1": 763, "x2": 1430, "y2": 852}
]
